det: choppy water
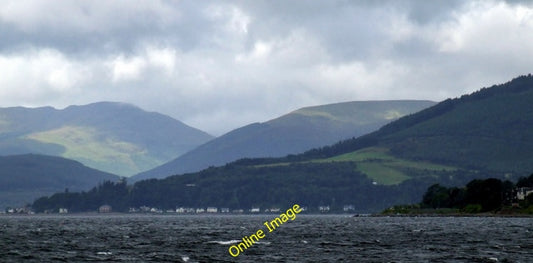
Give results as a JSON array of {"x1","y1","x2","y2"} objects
[{"x1": 0, "y1": 214, "x2": 532, "y2": 262}]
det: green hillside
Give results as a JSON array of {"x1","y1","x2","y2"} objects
[
  {"x1": 32, "y1": 75, "x2": 533, "y2": 213},
  {"x1": 0, "y1": 102, "x2": 213, "y2": 176},
  {"x1": 133, "y1": 100, "x2": 435, "y2": 181},
  {"x1": 257, "y1": 147, "x2": 457, "y2": 185},
  {"x1": 0, "y1": 154, "x2": 119, "y2": 209},
  {"x1": 25, "y1": 126, "x2": 159, "y2": 176},
  {"x1": 136, "y1": 75, "x2": 533, "y2": 211},
  {"x1": 249, "y1": 75, "x2": 533, "y2": 188},
  {"x1": 288, "y1": 74, "x2": 533, "y2": 177},
  {"x1": 318, "y1": 147, "x2": 457, "y2": 185}
]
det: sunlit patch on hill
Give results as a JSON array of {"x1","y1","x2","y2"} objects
[{"x1": 25, "y1": 126, "x2": 160, "y2": 176}]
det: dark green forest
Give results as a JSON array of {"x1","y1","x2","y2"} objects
[
  {"x1": 387, "y1": 174, "x2": 533, "y2": 214},
  {"x1": 32, "y1": 179, "x2": 129, "y2": 213},
  {"x1": 32, "y1": 161, "x2": 501, "y2": 213}
]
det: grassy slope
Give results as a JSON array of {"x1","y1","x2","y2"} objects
[
  {"x1": 261, "y1": 147, "x2": 457, "y2": 185},
  {"x1": 25, "y1": 126, "x2": 161, "y2": 176},
  {"x1": 0, "y1": 102, "x2": 213, "y2": 177},
  {"x1": 294, "y1": 104, "x2": 406, "y2": 124},
  {"x1": 320, "y1": 147, "x2": 456, "y2": 185}
]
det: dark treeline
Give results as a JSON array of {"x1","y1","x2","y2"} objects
[
  {"x1": 32, "y1": 159, "x2": 506, "y2": 213},
  {"x1": 33, "y1": 179, "x2": 128, "y2": 213},
  {"x1": 34, "y1": 162, "x2": 403, "y2": 213},
  {"x1": 421, "y1": 174, "x2": 533, "y2": 213}
]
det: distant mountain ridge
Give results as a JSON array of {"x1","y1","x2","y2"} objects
[
  {"x1": 0, "y1": 154, "x2": 119, "y2": 209},
  {"x1": 133, "y1": 100, "x2": 435, "y2": 181},
  {"x1": 31, "y1": 75, "x2": 533, "y2": 213},
  {"x1": 0, "y1": 102, "x2": 213, "y2": 176}
]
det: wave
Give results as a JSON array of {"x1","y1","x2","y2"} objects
[{"x1": 207, "y1": 240, "x2": 241, "y2": 245}]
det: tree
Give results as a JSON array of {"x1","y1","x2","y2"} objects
[
  {"x1": 516, "y1": 173, "x2": 533, "y2": 187},
  {"x1": 465, "y1": 178, "x2": 502, "y2": 212},
  {"x1": 422, "y1": 184, "x2": 450, "y2": 208}
]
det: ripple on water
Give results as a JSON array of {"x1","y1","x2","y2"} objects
[{"x1": 0, "y1": 215, "x2": 531, "y2": 262}]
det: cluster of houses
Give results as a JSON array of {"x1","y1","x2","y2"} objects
[
  {"x1": 125, "y1": 205, "x2": 358, "y2": 214},
  {"x1": 3, "y1": 187, "x2": 532, "y2": 214},
  {"x1": 46, "y1": 188, "x2": 532, "y2": 214},
  {"x1": 128, "y1": 206, "x2": 306, "y2": 214},
  {"x1": 317, "y1": 205, "x2": 356, "y2": 212},
  {"x1": 1, "y1": 206, "x2": 34, "y2": 214},
  {"x1": 2, "y1": 205, "x2": 345, "y2": 214}
]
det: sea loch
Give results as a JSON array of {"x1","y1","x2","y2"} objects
[
  {"x1": 228, "y1": 204, "x2": 302, "y2": 257},
  {"x1": 0, "y1": 214, "x2": 531, "y2": 262}
]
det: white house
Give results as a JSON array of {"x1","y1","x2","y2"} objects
[
  {"x1": 517, "y1": 187, "x2": 533, "y2": 200},
  {"x1": 319, "y1": 206, "x2": 330, "y2": 212},
  {"x1": 99, "y1": 205, "x2": 112, "y2": 213},
  {"x1": 343, "y1": 205, "x2": 355, "y2": 212}
]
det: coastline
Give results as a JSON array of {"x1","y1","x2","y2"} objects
[
  {"x1": 372, "y1": 213, "x2": 533, "y2": 218},
  {"x1": 2, "y1": 211, "x2": 532, "y2": 218},
  {"x1": 376, "y1": 207, "x2": 533, "y2": 218}
]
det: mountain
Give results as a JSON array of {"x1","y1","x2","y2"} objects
[
  {"x1": 0, "y1": 102, "x2": 213, "y2": 176},
  {"x1": 291, "y1": 74, "x2": 533, "y2": 178},
  {"x1": 33, "y1": 75, "x2": 533, "y2": 213},
  {"x1": 125, "y1": 74, "x2": 533, "y2": 212},
  {"x1": 133, "y1": 100, "x2": 435, "y2": 181},
  {"x1": 0, "y1": 154, "x2": 119, "y2": 209}
]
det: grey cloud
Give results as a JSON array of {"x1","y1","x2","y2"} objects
[
  {"x1": 401, "y1": 0, "x2": 465, "y2": 24},
  {"x1": 237, "y1": 0, "x2": 465, "y2": 63},
  {"x1": 0, "y1": 0, "x2": 532, "y2": 135},
  {"x1": 0, "y1": 1, "x2": 466, "y2": 60},
  {"x1": 0, "y1": 1, "x2": 217, "y2": 55}
]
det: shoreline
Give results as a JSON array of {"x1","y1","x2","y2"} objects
[
  {"x1": 372, "y1": 214, "x2": 533, "y2": 218},
  {"x1": 373, "y1": 213, "x2": 533, "y2": 218},
  {"x1": 1, "y1": 212, "x2": 532, "y2": 218}
]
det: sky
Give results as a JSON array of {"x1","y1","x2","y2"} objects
[{"x1": 1, "y1": 0, "x2": 532, "y2": 136}]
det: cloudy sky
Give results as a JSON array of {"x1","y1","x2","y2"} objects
[{"x1": 1, "y1": 0, "x2": 532, "y2": 135}]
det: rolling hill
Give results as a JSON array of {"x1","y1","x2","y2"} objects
[
  {"x1": 33, "y1": 75, "x2": 533, "y2": 213},
  {"x1": 125, "y1": 75, "x2": 533, "y2": 212},
  {"x1": 292, "y1": 74, "x2": 533, "y2": 178},
  {"x1": 0, "y1": 154, "x2": 119, "y2": 209},
  {"x1": 237, "y1": 75, "x2": 533, "y2": 188},
  {"x1": 133, "y1": 100, "x2": 435, "y2": 181},
  {"x1": 0, "y1": 102, "x2": 213, "y2": 176}
]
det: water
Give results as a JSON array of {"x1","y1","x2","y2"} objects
[{"x1": 0, "y1": 214, "x2": 532, "y2": 262}]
